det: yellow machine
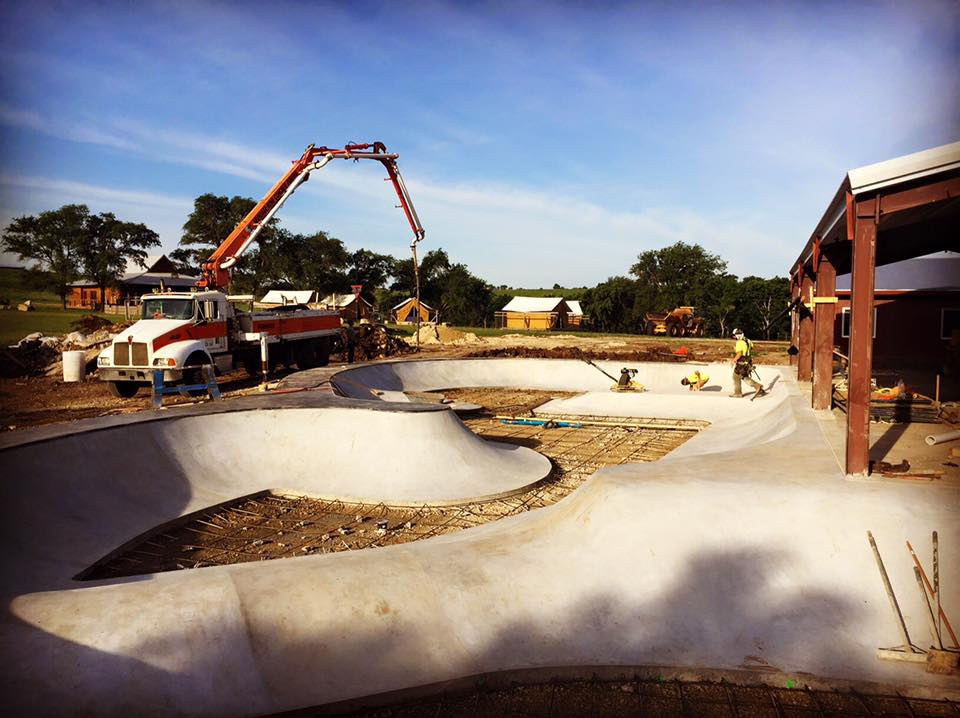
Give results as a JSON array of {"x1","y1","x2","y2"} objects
[{"x1": 643, "y1": 306, "x2": 705, "y2": 337}]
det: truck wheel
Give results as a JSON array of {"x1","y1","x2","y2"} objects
[
  {"x1": 241, "y1": 350, "x2": 261, "y2": 377},
  {"x1": 317, "y1": 338, "x2": 330, "y2": 367},
  {"x1": 668, "y1": 323, "x2": 681, "y2": 337},
  {"x1": 110, "y1": 381, "x2": 140, "y2": 398},
  {"x1": 295, "y1": 341, "x2": 320, "y2": 370}
]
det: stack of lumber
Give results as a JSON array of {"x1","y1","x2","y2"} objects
[{"x1": 833, "y1": 389, "x2": 942, "y2": 423}]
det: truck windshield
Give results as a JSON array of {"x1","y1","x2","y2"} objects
[{"x1": 142, "y1": 298, "x2": 195, "y2": 320}]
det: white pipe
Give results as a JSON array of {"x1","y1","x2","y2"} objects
[{"x1": 925, "y1": 430, "x2": 960, "y2": 446}]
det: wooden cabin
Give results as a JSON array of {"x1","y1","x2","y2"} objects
[{"x1": 496, "y1": 297, "x2": 570, "y2": 330}]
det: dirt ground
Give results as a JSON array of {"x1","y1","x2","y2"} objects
[{"x1": 0, "y1": 333, "x2": 787, "y2": 433}]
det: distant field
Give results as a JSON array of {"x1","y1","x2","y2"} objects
[{"x1": 0, "y1": 266, "x2": 124, "y2": 345}]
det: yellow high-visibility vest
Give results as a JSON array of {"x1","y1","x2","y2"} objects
[
  {"x1": 735, "y1": 338, "x2": 753, "y2": 357},
  {"x1": 687, "y1": 370, "x2": 708, "y2": 384}
]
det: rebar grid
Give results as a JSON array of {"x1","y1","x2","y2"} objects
[{"x1": 80, "y1": 389, "x2": 701, "y2": 579}]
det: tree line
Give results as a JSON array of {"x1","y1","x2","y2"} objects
[
  {"x1": 581, "y1": 242, "x2": 790, "y2": 339},
  {"x1": 2, "y1": 199, "x2": 790, "y2": 338}
]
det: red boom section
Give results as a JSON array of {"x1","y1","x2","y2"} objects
[{"x1": 199, "y1": 142, "x2": 424, "y2": 290}]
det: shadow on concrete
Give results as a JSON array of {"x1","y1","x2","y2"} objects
[
  {"x1": 870, "y1": 422, "x2": 910, "y2": 463},
  {"x1": 0, "y1": 545, "x2": 864, "y2": 716}
]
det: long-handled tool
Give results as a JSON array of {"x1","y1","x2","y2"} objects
[
  {"x1": 907, "y1": 537, "x2": 958, "y2": 648},
  {"x1": 869, "y1": 531, "x2": 926, "y2": 662},
  {"x1": 581, "y1": 357, "x2": 618, "y2": 383}
]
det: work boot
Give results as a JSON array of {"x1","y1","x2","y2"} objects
[
  {"x1": 754, "y1": 387, "x2": 767, "y2": 398},
  {"x1": 728, "y1": 392, "x2": 743, "y2": 398}
]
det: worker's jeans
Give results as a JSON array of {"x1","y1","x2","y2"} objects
[{"x1": 732, "y1": 364, "x2": 762, "y2": 395}]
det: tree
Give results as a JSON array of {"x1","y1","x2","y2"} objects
[
  {"x1": 347, "y1": 249, "x2": 395, "y2": 303},
  {"x1": 241, "y1": 229, "x2": 350, "y2": 296},
  {"x1": 630, "y1": 242, "x2": 727, "y2": 312},
  {"x1": 580, "y1": 276, "x2": 639, "y2": 333},
  {"x1": 390, "y1": 248, "x2": 451, "y2": 302},
  {"x1": 701, "y1": 273, "x2": 742, "y2": 338},
  {"x1": 738, "y1": 276, "x2": 791, "y2": 340},
  {"x1": 438, "y1": 264, "x2": 493, "y2": 326},
  {"x1": 171, "y1": 194, "x2": 264, "y2": 273},
  {"x1": 2, "y1": 204, "x2": 88, "y2": 308},
  {"x1": 77, "y1": 213, "x2": 160, "y2": 310}
]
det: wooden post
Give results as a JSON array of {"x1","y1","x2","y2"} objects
[
  {"x1": 845, "y1": 207, "x2": 877, "y2": 477},
  {"x1": 812, "y1": 247, "x2": 838, "y2": 410},
  {"x1": 790, "y1": 273, "x2": 800, "y2": 367},
  {"x1": 797, "y1": 272, "x2": 815, "y2": 381}
]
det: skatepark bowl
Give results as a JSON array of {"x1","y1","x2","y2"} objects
[{"x1": 1, "y1": 358, "x2": 957, "y2": 716}]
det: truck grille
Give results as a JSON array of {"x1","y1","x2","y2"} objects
[{"x1": 113, "y1": 342, "x2": 148, "y2": 366}]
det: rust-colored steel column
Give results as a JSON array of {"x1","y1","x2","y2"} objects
[
  {"x1": 790, "y1": 273, "x2": 800, "y2": 367},
  {"x1": 797, "y1": 273, "x2": 814, "y2": 381},
  {"x1": 845, "y1": 211, "x2": 878, "y2": 476},
  {"x1": 812, "y1": 248, "x2": 838, "y2": 410}
]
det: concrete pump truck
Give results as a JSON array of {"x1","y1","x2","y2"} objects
[{"x1": 97, "y1": 142, "x2": 425, "y2": 398}]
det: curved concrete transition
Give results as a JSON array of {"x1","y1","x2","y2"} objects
[{"x1": 1, "y1": 359, "x2": 958, "y2": 716}]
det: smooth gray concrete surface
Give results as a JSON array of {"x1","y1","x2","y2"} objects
[{"x1": 1, "y1": 359, "x2": 958, "y2": 717}]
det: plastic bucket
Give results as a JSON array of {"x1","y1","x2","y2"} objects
[{"x1": 62, "y1": 350, "x2": 86, "y2": 382}]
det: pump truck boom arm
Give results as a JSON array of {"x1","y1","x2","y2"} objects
[{"x1": 199, "y1": 142, "x2": 425, "y2": 290}]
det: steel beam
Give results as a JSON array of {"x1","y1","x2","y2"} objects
[
  {"x1": 797, "y1": 273, "x2": 814, "y2": 381},
  {"x1": 845, "y1": 209, "x2": 878, "y2": 476},
  {"x1": 855, "y1": 174, "x2": 960, "y2": 218},
  {"x1": 812, "y1": 247, "x2": 839, "y2": 410}
]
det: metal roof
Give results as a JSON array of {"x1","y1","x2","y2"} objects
[
  {"x1": 848, "y1": 141, "x2": 960, "y2": 196},
  {"x1": 261, "y1": 290, "x2": 317, "y2": 304},
  {"x1": 565, "y1": 300, "x2": 583, "y2": 315},
  {"x1": 320, "y1": 293, "x2": 371, "y2": 307},
  {"x1": 836, "y1": 252, "x2": 960, "y2": 292},
  {"x1": 794, "y1": 140, "x2": 960, "y2": 274},
  {"x1": 501, "y1": 296, "x2": 569, "y2": 313}
]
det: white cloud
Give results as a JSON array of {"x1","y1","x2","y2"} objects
[{"x1": 0, "y1": 107, "x2": 804, "y2": 285}]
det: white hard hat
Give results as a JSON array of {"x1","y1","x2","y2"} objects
[{"x1": 732, "y1": 328, "x2": 744, "y2": 338}]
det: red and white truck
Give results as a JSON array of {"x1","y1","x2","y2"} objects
[
  {"x1": 97, "y1": 142, "x2": 425, "y2": 397},
  {"x1": 97, "y1": 291, "x2": 341, "y2": 397}
]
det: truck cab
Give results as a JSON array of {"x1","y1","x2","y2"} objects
[
  {"x1": 97, "y1": 291, "x2": 236, "y2": 398},
  {"x1": 98, "y1": 289, "x2": 341, "y2": 398}
]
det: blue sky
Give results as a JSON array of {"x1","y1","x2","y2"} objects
[{"x1": 1, "y1": 1, "x2": 957, "y2": 287}]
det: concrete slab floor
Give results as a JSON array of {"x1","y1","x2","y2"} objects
[
  {"x1": 0, "y1": 359, "x2": 957, "y2": 717},
  {"x1": 802, "y1": 381, "x2": 960, "y2": 483}
]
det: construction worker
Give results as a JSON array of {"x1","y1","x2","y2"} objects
[
  {"x1": 342, "y1": 319, "x2": 358, "y2": 364},
  {"x1": 680, "y1": 369, "x2": 709, "y2": 391},
  {"x1": 730, "y1": 328, "x2": 766, "y2": 398}
]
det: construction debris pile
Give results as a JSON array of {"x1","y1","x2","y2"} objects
[
  {"x1": 465, "y1": 345, "x2": 692, "y2": 362},
  {"x1": 407, "y1": 323, "x2": 485, "y2": 346},
  {"x1": 1, "y1": 317, "x2": 126, "y2": 379},
  {"x1": 352, "y1": 323, "x2": 414, "y2": 361}
]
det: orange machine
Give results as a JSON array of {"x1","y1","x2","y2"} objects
[{"x1": 199, "y1": 142, "x2": 425, "y2": 290}]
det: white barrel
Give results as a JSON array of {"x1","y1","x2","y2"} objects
[{"x1": 62, "y1": 350, "x2": 86, "y2": 382}]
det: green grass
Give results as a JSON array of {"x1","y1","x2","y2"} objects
[
  {"x1": 0, "y1": 267, "x2": 127, "y2": 345},
  {"x1": 0, "y1": 309, "x2": 127, "y2": 346}
]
